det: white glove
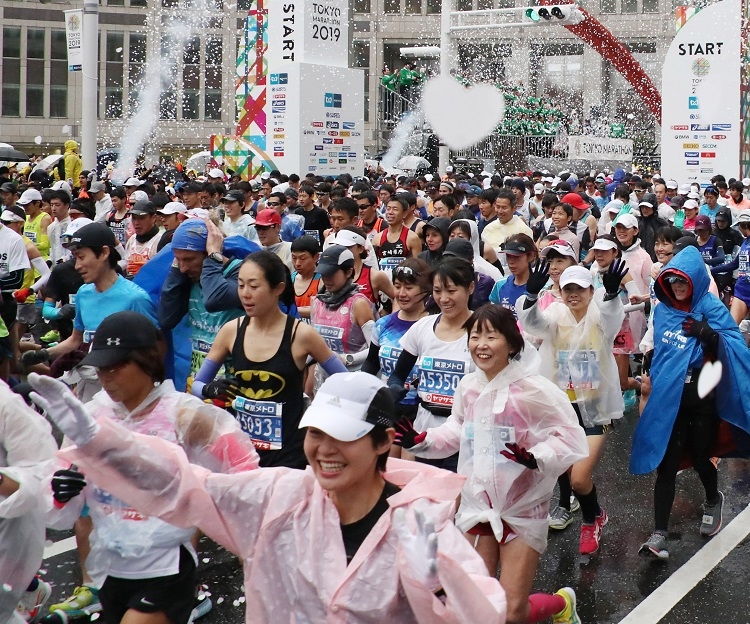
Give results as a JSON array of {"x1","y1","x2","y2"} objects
[
  {"x1": 28, "y1": 373, "x2": 99, "y2": 447},
  {"x1": 394, "y1": 507, "x2": 439, "y2": 591}
]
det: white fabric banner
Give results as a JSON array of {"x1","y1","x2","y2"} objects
[
  {"x1": 64, "y1": 9, "x2": 83, "y2": 72},
  {"x1": 567, "y1": 136, "x2": 633, "y2": 161}
]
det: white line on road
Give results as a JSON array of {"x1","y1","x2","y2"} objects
[
  {"x1": 43, "y1": 536, "x2": 77, "y2": 560},
  {"x1": 619, "y1": 502, "x2": 750, "y2": 623}
]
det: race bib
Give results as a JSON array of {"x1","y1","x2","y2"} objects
[
  {"x1": 315, "y1": 323, "x2": 344, "y2": 352},
  {"x1": 378, "y1": 256, "x2": 404, "y2": 272},
  {"x1": 83, "y1": 329, "x2": 96, "y2": 343},
  {"x1": 233, "y1": 396, "x2": 283, "y2": 451},
  {"x1": 378, "y1": 345, "x2": 402, "y2": 377},
  {"x1": 304, "y1": 229, "x2": 320, "y2": 243},
  {"x1": 557, "y1": 350, "x2": 601, "y2": 391},
  {"x1": 417, "y1": 356, "x2": 466, "y2": 407}
]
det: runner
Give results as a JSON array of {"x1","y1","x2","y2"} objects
[
  {"x1": 33, "y1": 311, "x2": 257, "y2": 624},
  {"x1": 291, "y1": 235, "x2": 322, "y2": 321},
  {"x1": 537, "y1": 240, "x2": 578, "y2": 310},
  {"x1": 372, "y1": 196, "x2": 421, "y2": 273},
  {"x1": 518, "y1": 261, "x2": 627, "y2": 555},
  {"x1": 387, "y1": 257, "x2": 476, "y2": 473},
  {"x1": 103, "y1": 187, "x2": 131, "y2": 245},
  {"x1": 124, "y1": 200, "x2": 163, "y2": 277},
  {"x1": 294, "y1": 185, "x2": 330, "y2": 244},
  {"x1": 20, "y1": 188, "x2": 51, "y2": 261},
  {"x1": 395, "y1": 305, "x2": 588, "y2": 624},
  {"x1": 490, "y1": 235, "x2": 538, "y2": 318},
  {"x1": 254, "y1": 208, "x2": 293, "y2": 271},
  {"x1": 31, "y1": 371, "x2": 508, "y2": 624},
  {"x1": 632, "y1": 247, "x2": 750, "y2": 559},
  {"x1": 333, "y1": 227, "x2": 395, "y2": 306},
  {"x1": 418, "y1": 217, "x2": 450, "y2": 267},
  {"x1": 192, "y1": 251, "x2": 345, "y2": 468},
  {"x1": 221, "y1": 189, "x2": 259, "y2": 243}
]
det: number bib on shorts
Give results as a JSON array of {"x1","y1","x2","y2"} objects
[{"x1": 233, "y1": 396, "x2": 283, "y2": 451}]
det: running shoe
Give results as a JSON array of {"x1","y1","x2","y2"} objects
[
  {"x1": 551, "y1": 587, "x2": 581, "y2": 624},
  {"x1": 16, "y1": 578, "x2": 51, "y2": 623},
  {"x1": 639, "y1": 531, "x2": 669, "y2": 559},
  {"x1": 570, "y1": 495, "x2": 580, "y2": 513},
  {"x1": 700, "y1": 491, "x2": 724, "y2": 536},
  {"x1": 579, "y1": 508, "x2": 608, "y2": 555},
  {"x1": 189, "y1": 597, "x2": 213, "y2": 622},
  {"x1": 549, "y1": 506, "x2": 574, "y2": 530},
  {"x1": 623, "y1": 389, "x2": 637, "y2": 410},
  {"x1": 48, "y1": 586, "x2": 100, "y2": 617},
  {"x1": 40, "y1": 330, "x2": 60, "y2": 343}
]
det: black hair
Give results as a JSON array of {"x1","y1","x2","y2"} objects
[
  {"x1": 268, "y1": 191, "x2": 287, "y2": 204},
  {"x1": 654, "y1": 225, "x2": 683, "y2": 244},
  {"x1": 433, "y1": 255, "x2": 475, "y2": 289},
  {"x1": 127, "y1": 339, "x2": 167, "y2": 383},
  {"x1": 88, "y1": 246, "x2": 121, "y2": 269},
  {"x1": 367, "y1": 387, "x2": 397, "y2": 472},
  {"x1": 495, "y1": 188, "x2": 516, "y2": 204},
  {"x1": 331, "y1": 197, "x2": 359, "y2": 220},
  {"x1": 110, "y1": 186, "x2": 127, "y2": 200},
  {"x1": 553, "y1": 202, "x2": 574, "y2": 219},
  {"x1": 451, "y1": 209, "x2": 475, "y2": 222},
  {"x1": 49, "y1": 189, "x2": 71, "y2": 205},
  {"x1": 434, "y1": 194, "x2": 456, "y2": 212},
  {"x1": 379, "y1": 184, "x2": 395, "y2": 197},
  {"x1": 400, "y1": 192, "x2": 417, "y2": 208},
  {"x1": 729, "y1": 180, "x2": 744, "y2": 194},
  {"x1": 299, "y1": 184, "x2": 316, "y2": 197},
  {"x1": 463, "y1": 304, "x2": 524, "y2": 359},
  {"x1": 356, "y1": 191, "x2": 378, "y2": 206},
  {"x1": 448, "y1": 219, "x2": 472, "y2": 239},
  {"x1": 613, "y1": 184, "x2": 631, "y2": 201},
  {"x1": 290, "y1": 235, "x2": 321, "y2": 255},
  {"x1": 288, "y1": 173, "x2": 300, "y2": 184},
  {"x1": 479, "y1": 188, "x2": 499, "y2": 204},
  {"x1": 392, "y1": 257, "x2": 432, "y2": 294},
  {"x1": 387, "y1": 195, "x2": 409, "y2": 212},
  {"x1": 242, "y1": 250, "x2": 295, "y2": 308},
  {"x1": 541, "y1": 192, "x2": 559, "y2": 210}
]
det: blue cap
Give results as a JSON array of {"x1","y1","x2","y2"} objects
[{"x1": 171, "y1": 218, "x2": 208, "y2": 252}]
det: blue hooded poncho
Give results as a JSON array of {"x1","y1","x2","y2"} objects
[
  {"x1": 630, "y1": 246, "x2": 750, "y2": 474},
  {"x1": 605, "y1": 168, "x2": 626, "y2": 198}
]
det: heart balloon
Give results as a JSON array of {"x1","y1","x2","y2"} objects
[
  {"x1": 697, "y1": 360, "x2": 723, "y2": 398},
  {"x1": 421, "y1": 75, "x2": 505, "y2": 150}
]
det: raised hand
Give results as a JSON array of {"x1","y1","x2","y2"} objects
[
  {"x1": 526, "y1": 259, "x2": 550, "y2": 296},
  {"x1": 500, "y1": 442, "x2": 538, "y2": 470},
  {"x1": 52, "y1": 467, "x2": 87, "y2": 503},
  {"x1": 202, "y1": 377, "x2": 242, "y2": 403},
  {"x1": 393, "y1": 507, "x2": 439, "y2": 590},
  {"x1": 603, "y1": 258, "x2": 629, "y2": 297}
]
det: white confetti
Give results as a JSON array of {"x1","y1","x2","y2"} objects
[
  {"x1": 232, "y1": 600, "x2": 240, "y2": 607},
  {"x1": 202, "y1": 558, "x2": 210, "y2": 563},
  {"x1": 91, "y1": 613, "x2": 100, "y2": 620},
  {"x1": 238, "y1": 597, "x2": 245, "y2": 603},
  {"x1": 217, "y1": 597, "x2": 224, "y2": 604},
  {"x1": 2, "y1": 583, "x2": 12, "y2": 592}
]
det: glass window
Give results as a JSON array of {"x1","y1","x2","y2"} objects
[
  {"x1": 106, "y1": 32, "x2": 124, "y2": 62},
  {"x1": 161, "y1": 0, "x2": 178, "y2": 6},
  {"x1": 130, "y1": 0, "x2": 147, "y2": 6},
  {"x1": 160, "y1": 90, "x2": 177, "y2": 119},
  {"x1": 600, "y1": 0, "x2": 615, "y2": 12},
  {"x1": 27, "y1": 29, "x2": 45, "y2": 59},
  {"x1": 105, "y1": 87, "x2": 123, "y2": 118},
  {"x1": 350, "y1": 40, "x2": 369, "y2": 69},
  {"x1": 206, "y1": 36, "x2": 221, "y2": 65},
  {"x1": 205, "y1": 90, "x2": 221, "y2": 120},
  {"x1": 405, "y1": 0, "x2": 421, "y2": 13},
  {"x1": 50, "y1": 58, "x2": 67, "y2": 117},
  {"x1": 109, "y1": 0, "x2": 125, "y2": 6},
  {"x1": 237, "y1": 0, "x2": 252, "y2": 9},
  {"x1": 478, "y1": 0, "x2": 493, "y2": 9},
  {"x1": 496, "y1": 0, "x2": 513, "y2": 6},
  {"x1": 426, "y1": 0, "x2": 440, "y2": 13},
  {"x1": 457, "y1": 0, "x2": 472, "y2": 10},
  {"x1": 352, "y1": 0, "x2": 370, "y2": 12},
  {"x1": 621, "y1": 0, "x2": 637, "y2": 12},
  {"x1": 384, "y1": 0, "x2": 399, "y2": 13},
  {"x1": 182, "y1": 90, "x2": 199, "y2": 119},
  {"x1": 183, "y1": 36, "x2": 200, "y2": 65},
  {"x1": 642, "y1": 0, "x2": 658, "y2": 11},
  {"x1": 2, "y1": 85, "x2": 20, "y2": 117},
  {"x1": 3, "y1": 27, "x2": 21, "y2": 58},
  {"x1": 129, "y1": 33, "x2": 146, "y2": 63},
  {"x1": 51, "y1": 30, "x2": 67, "y2": 59}
]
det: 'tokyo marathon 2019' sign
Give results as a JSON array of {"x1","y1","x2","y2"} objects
[{"x1": 660, "y1": 0, "x2": 741, "y2": 187}]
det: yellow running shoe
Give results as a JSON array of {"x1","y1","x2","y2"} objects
[{"x1": 552, "y1": 587, "x2": 581, "y2": 624}]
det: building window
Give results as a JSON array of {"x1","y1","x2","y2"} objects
[
  {"x1": 2, "y1": 27, "x2": 21, "y2": 117},
  {"x1": 26, "y1": 29, "x2": 45, "y2": 117},
  {"x1": 496, "y1": 0, "x2": 514, "y2": 7},
  {"x1": 351, "y1": 0, "x2": 371, "y2": 12},
  {"x1": 160, "y1": 35, "x2": 178, "y2": 119},
  {"x1": 384, "y1": 0, "x2": 399, "y2": 13},
  {"x1": 478, "y1": 0, "x2": 493, "y2": 9},
  {"x1": 205, "y1": 36, "x2": 222, "y2": 120},
  {"x1": 128, "y1": 33, "x2": 146, "y2": 115},
  {"x1": 130, "y1": 0, "x2": 147, "y2": 7},
  {"x1": 621, "y1": 0, "x2": 637, "y2": 12},
  {"x1": 50, "y1": 29, "x2": 68, "y2": 118},
  {"x1": 457, "y1": 0, "x2": 472, "y2": 10},
  {"x1": 237, "y1": 0, "x2": 252, "y2": 10},
  {"x1": 350, "y1": 40, "x2": 370, "y2": 123},
  {"x1": 105, "y1": 31, "x2": 124, "y2": 118},
  {"x1": 109, "y1": 0, "x2": 125, "y2": 6},
  {"x1": 426, "y1": 0, "x2": 440, "y2": 13},
  {"x1": 642, "y1": 0, "x2": 658, "y2": 12},
  {"x1": 182, "y1": 36, "x2": 200, "y2": 120},
  {"x1": 600, "y1": 0, "x2": 616, "y2": 12},
  {"x1": 405, "y1": 0, "x2": 421, "y2": 13}
]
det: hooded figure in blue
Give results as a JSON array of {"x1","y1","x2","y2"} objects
[
  {"x1": 631, "y1": 246, "x2": 750, "y2": 476},
  {"x1": 631, "y1": 246, "x2": 750, "y2": 557}
]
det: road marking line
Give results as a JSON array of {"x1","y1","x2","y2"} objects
[
  {"x1": 43, "y1": 536, "x2": 78, "y2": 559},
  {"x1": 619, "y1": 502, "x2": 750, "y2": 623}
]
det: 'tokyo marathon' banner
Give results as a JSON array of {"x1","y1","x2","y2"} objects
[{"x1": 660, "y1": 0, "x2": 741, "y2": 187}]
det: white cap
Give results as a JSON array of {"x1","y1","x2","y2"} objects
[
  {"x1": 734, "y1": 210, "x2": 750, "y2": 225},
  {"x1": 124, "y1": 177, "x2": 142, "y2": 187},
  {"x1": 683, "y1": 199, "x2": 700, "y2": 210},
  {"x1": 445, "y1": 165, "x2": 454, "y2": 173},
  {"x1": 63, "y1": 217, "x2": 93, "y2": 237},
  {"x1": 0, "y1": 209, "x2": 25, "y2": 223},
  {"x1": 208, "y1": 168, "x2": 224, "y2": 179},
  {"x1": 614, "y1": 213, "x2": 639, "y2": 229},
  {"x1": 540, "y1": 239, "x2": 577, "y2": 260},
  {"x1": 678, "y1": 183, "x2": 691, "y2": 195},
  {"x1": 130, "y1": 190, "x2": 149, "y2": 203},
  {"x1": 186, "y1": 207, "x2": 209, "y2": 219},
  {"x1": 52, "y1": 180, "x2": 72, "y2": 197},
  {"x1": 483, "y1": 177, "x2": 492, "y2": 189},
  {"x1": 638, "y1": 199, "x2": 654, "y2": 208},
  {"x1": 592, "y1": 237, "x2": 619, "y2": 251},
  {"x1": 260, "y1": 172, "x2": 271, "y2": 180},
  {"x1": 424, "y1": 173, "x2": 434, "y2": 182},
  {"x1": 89, "y1": 180, "x2": 106, "y2": 194},
  {"x1": 743, "y1": 178, "x2": 750, "y2": 187},
  {"x1": 666, "y1": 180, "x2": 679, "y2": 190},
  {"x1": 165, "y1": 186, "x2": 176, "y2": 196},
  {"x1": 605, "y1": 199, "x2": 624, "y2": 213},
  {"x1": 17, "y1": 188, "x2": 43, "y2": 205},
  {"x1": 551, "y1": 177, "x2": 562, "y2": 188},
  {"x1": 533, "y1": 183, "x2": 545, "y2": 194},
  {"x1": 334, "y1": 229, "x2": 366, "y2": 247},
  {"x1": 687, "y1": 191, "x2": 701, "y2": 200},
  {"x1": 272, "y1": 182, "x2": 290, "y2": 194},
  {"x1": 560, "y1": 266, "x2": 594, "y2": 289},
  {"x1": 298, "y1": 372, "x2": 395, "y2": 441},
  {"x1": 158, "y1": 201, "x2": 187, "y2": 215}
]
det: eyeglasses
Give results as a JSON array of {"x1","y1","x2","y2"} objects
[
  {"x1": 96, "y1": 360, "x2": 130, "y2": 375},
  {"x1": 634, "y1": 189, "x2": 645, "y2": 194},
  {"x1": 665, "y1": 275, "x2": 688, "y2": 285},
  {"x1": 317, "y1": 192, "x2": 329, "y2": 196},
  {"x1": 256, "y1": 224, "x2": 276, "y2": 231},
  {"x1": 394, "y1": 266, "x2": 421, "y2": 280},
  {"x1": 266, "y1": 202, "x2": 281, "y2": 207}
]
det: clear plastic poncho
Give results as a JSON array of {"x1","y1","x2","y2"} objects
[
  {"x1": 45, "y1": 380, "x2": 258, "y2": 586},
  {"x1": 410, "y1": 344, "x2": 588, "y2": 553},
  {"x1": 0, "y1": 382, "x2": 57, "y2": 624},
  {"x1": 518, "y1": 291, "x2": 625, "y2": 427}
]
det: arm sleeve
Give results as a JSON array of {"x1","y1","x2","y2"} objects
[
  {"x1": 410, "y1": 379, "x2": 466, "y2": 459},
  {"x1": 711, "y1": 253, "x2": 739, "y2": 274},
  {"x1": 158, "y1": 265, "x2": 191, "y2": 330},
  {"x1": 594, "y1": 289, "x2": 626, "y2": 340},
  {"x1": 0, "y1": 268, "x2": 25, "y2": 291},
  {"x1": 43, "y1": 301, "x2": 61, "y2": 320},
  {"x1": 31, "y1": 256, "x2": 51, "y2": 279},
  {"x1": 704, "y1": 246, "x2": 726, "y2": 266},
  {"x1": 320, "y1": 353, "x2": 348, "y2": 376},
  {"x1": 190, "y1": 357, "x2": 222, "y2": 398},
  {"x1": 388, "y1": 350, "x2": 419, "y2": 388},
  {"x1": 360, "y1": 342, "x2": 382, "y2": 375},
  {"x1": 201, "y1": 260, "x2": 242, "y2": 312},
  {"x1": 31, "y1": 271, "x2": 51, "y2": 293},
  {"x1": 345, "y1": 319, "x2": 375, "y2": 368}
]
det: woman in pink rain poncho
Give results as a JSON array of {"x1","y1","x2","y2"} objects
[{"x1": 29, "y1": 370, "x2": 508, "y2": 624}]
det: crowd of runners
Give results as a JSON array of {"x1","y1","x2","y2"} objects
[{"x1": 2, "y1": 156, "x2": 750, "y2": 624}]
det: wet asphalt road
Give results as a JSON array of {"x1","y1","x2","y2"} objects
[{"x1": 39, "y1": 405, "x2": 750, "y2": 623}]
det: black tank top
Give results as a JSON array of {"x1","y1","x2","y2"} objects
[{"x1": 232, "y1": 315, "x2": 306, "y2": 468}]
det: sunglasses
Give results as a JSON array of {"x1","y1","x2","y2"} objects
[
  {"x1": 256, "y1": 224, "x2": 276, "y2": 231},
  {"x1": 665, "y1": 275, "x2": 688, "y2": 285},
  {"x1": 266, "y1": 202, "x2": 281, "y2": 207},
  {"x1": 394, "y1": 266, "x2": 421, "y2": 280}
]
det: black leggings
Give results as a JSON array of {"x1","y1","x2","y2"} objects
[{"x1": 653, "y1": 379, "x2": 719, "y2": 532}]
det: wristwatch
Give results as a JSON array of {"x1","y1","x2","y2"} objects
[
  {"x1": 345, "y1": 354, "x2": 355, "y2": 367},
  {"x1": 208, "y1": 252, "x2": 223, "y2": 263}
]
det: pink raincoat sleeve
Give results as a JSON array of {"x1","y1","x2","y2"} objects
[
  {"x1": 59, "y1": 417, "x2": 277, "y2": 560},
  {"x1": 409, "y1": 378, "x2": 466, "y2": 459}
]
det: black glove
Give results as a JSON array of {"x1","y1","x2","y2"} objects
[
  {"x1": 388, "y1": 383, "x2": 409, "y2": 404},
  {"x1": 52, "y1": 467, "x2": 86, "y2": 503},
  {"x1": 602, "y1": 258, "x2": 629, "y2": 298},
  {"x1": 394, "y1": 417, "x2": 426, "y2": 449},
  {"x1": 525, "y1": 259, "x2": 550, "y2": 296},
  {"x1": 201, "y1": 377, "x2": 242, "y2": 403},
  {"x1": 57, "y1": 304, "x2": 76, "y2": 321},
  {"x1": 21, "y1": 348, "x2": 49, "y2": 368},
  {"x1": 642, "y1": 349, "x2": 654, "y2": 375},
  {"x1": 682, "y1": 317, "x2": 719, "y2": 356},
  {"x1": 500, "y1": 443, "x2": 538, "y2": 470}
]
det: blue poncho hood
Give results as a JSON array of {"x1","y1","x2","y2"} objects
[{"x1": 630, "y1": 247, "x2": 750, "y2": 474}]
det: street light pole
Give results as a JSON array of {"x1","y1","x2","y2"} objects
[
  {"x1": 81, "y1": 0, "x2": 98, "y2": 171},
  {"x1": 438, "y1": 0, "x2": 455, "y2": 175}
]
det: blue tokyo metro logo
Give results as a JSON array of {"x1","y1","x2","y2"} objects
[{"x1": 324, "y1": 93, "x2": 342, "y2": 108}]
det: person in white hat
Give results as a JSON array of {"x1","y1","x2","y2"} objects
[
  {"x1": 518, "y1": 260, "x2": 628, "y2": 556},
  {"x1": 88, "y1": 180, "x2": 112, "y2": 222},
  {"x1": 156, "y1": 201, "x2": 189, "y2": 251},
  {"x1": 17, "y1": 188, "x2": 51, "y2": 261}
]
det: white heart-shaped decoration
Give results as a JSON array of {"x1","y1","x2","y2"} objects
[
  {"x1": 697, "y1": 360, "x2": 723, "y2": 398},
  {"x1": 421, "y1": 75, "x2": 505, "y2": 150}
]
